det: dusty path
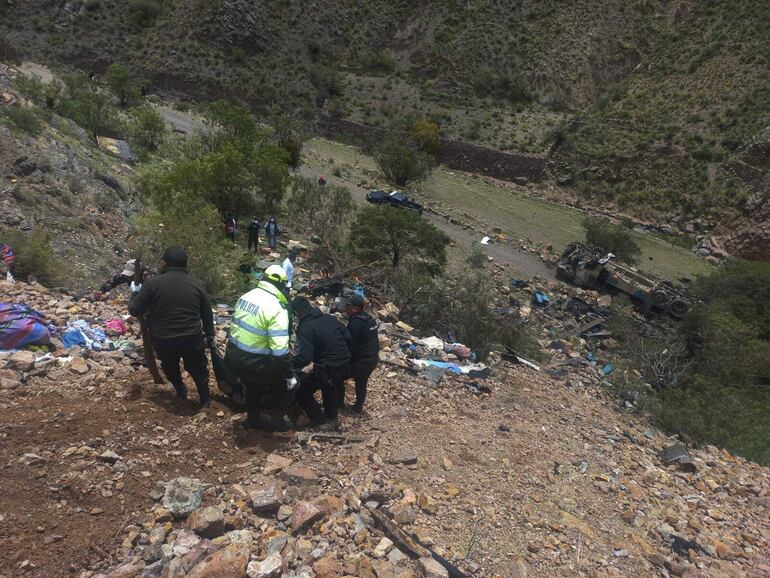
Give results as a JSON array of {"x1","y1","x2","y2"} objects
[{"x1": 298, "y1": 165, "x2": 555, "y2": 280}]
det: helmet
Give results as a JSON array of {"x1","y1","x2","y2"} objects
[{"x1": 263, "y1": 264, "x2": 287, "y2": 285}]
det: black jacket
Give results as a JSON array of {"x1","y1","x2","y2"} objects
[
  {"x1": 128, "y1": 267, "x2": 214, "y2": 342},
  {"x1": 293, "y1": 308, "x2": 351, "y2": 370},
  {"x1": 247, "y1": 220, "x2": 260, "y2": 238},
  {"x1": 347, "y1": 312, "x2": 379, "y2": 367}
]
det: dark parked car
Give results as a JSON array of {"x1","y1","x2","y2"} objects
[{"x1": 366, "y1": 189, "x2": 423, "y2": 214}]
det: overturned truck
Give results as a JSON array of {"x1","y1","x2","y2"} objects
[{"x1": 557, "y1": 243, "x2": 691, "y2": 318}]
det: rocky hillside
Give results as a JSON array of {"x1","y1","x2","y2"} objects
[
  {"x1": 1, "y1": 0, "x2": 767, "y2": 259},
  {"x1": 0, "y1": 63, "x2": 143, "y2": 290},
  {"x1": 1, "y1": 271, "x2": 769, "y2": 578}
]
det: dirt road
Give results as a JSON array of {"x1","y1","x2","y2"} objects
[
  {"x1": 298, "y1": 165, "x2": 555, "y2": 279},
  {"x1": 155, "y1": 105, "x2": 554, "y2": 279}
]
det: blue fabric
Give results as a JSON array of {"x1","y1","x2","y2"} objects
[
  {"x1": 533, "y1": 291, "x2": 551, "y2": 305},
  {"x1": 62, "y1": 329, "x2": 87, "y2": 349}
]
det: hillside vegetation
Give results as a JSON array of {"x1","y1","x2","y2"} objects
[{"x1": 1, "y1": 1, "x2": 768, "y2": 244}]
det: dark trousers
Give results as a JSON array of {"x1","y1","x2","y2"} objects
[
  {"x1": 248, "y1": 235, "x2": 259, "y2": 252},
  {"x1": 340, "y1": 359, "x2": 378, "y2": 410},
  {"x1": 153, "y1": 335, "x2": 210, "y2": 403},
  {"x1": 296, "y1": 365, "x2": 348, "y2": 423}
]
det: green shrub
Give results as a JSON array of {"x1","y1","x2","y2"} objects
[
  {"x1": 106, "y1": 63, "x2": 140, "y2": 107},
  {"x1": 0, "y1": 228, "x2": 61, "y2": 285},
  {"x1": 350, "y1": 205, "x2": 449, "y2": 273},
  {"x1": 130, "y1": 106, "x2": 165, "y2": 150},
  {"x1": 653, "y1": 377, "x2": 770, "y2": 465},
  {"x1": 288, "y1": 177, "x2": 355, "y2": 267},
  {"x1": 582, "y1": 216, "x2": 641, "y2": 264},
  {"x1": 411, "y1": 118, "x2": 440, "y2": 156},
  {"x1": 376, "y1": 137, "x2": 434, "y2": 186},
  {"x1": 2, "y1": 105, "x2": 42, "y2": 135},
  {"x1": 136, "y1": 204, "x2": 241, "y2": 298}
]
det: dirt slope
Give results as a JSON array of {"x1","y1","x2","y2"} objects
[{"x1": 1, "y1": 282, "x2": 768, "y2": 578}]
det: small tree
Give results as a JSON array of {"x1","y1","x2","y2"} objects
[
  {"x1": 349, "y1": 205, "x2": 449, "y2": 274},
  {"x1": 411, "y1": 118, "x2": 440, "y2": 156},
  {"x1": 0, "y1": 228, "x2": 60, "y2": 285},
  {"x1": 106, "y1": 64, "x2": 139, "y2": 107},
  {"x1": 130, "y1": 106, "x2": 166, "y2": 150},
  {"x1": 582, "y1": 216, "x2": 641, "y2": 264},
  {"x1": 288, "y1": 177, "x2": 355, "y2": 267},
  {"x1": 376, "y1": 137, "x2": 433, "y2": 187},
  {"x1": 136, "y1": 203, "x2": 241, "y2": 298}
]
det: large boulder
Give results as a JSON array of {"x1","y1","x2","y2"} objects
[
  {"x1": 186, "y1": 506, "x2": 225, "y2": 538},
  {"x1": 163, "y1": 477, "x2": 204, "y2": 518}
]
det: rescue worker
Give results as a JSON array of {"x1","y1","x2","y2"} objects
[
  {"x1": 265, "y1": 216, "x2": 280, "y2": 249},
  {"x1": 247, "y1": 217, "x2": 260, "y2": 253},
  {"x1": 94, "y1": 259, "x2": 150, "y2": 300},
  {"x1": 225, "y1": 264, "x2": 294, "y2": 430},
  {"x1": 341, "y1": 294, "x2": 379, "y2": 415},
  {"x1": 282, "y1": 246, "x2": 308, "y2": 291},
  {"x1": 128, "y1": 247, "x2": 214, "y2": 407},
  {"x1": 291, "y1": 296, "x2": 351, "y2": 428}
]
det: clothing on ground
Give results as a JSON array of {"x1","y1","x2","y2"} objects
[{"x1": 0, "y1": 303, "x2": 51, "y2": 350}]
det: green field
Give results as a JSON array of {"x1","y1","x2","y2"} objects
[{"x1": 304, "y1": 138, "x2": 714, "y2": 281}]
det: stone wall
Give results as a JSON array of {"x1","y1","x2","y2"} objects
[{"x1": 317, "y1": 116, "x2": 549, "y2": 182}]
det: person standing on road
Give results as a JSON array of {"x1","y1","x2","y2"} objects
[
  {"x1": 128, "y1": 247, "x2": 214, "y2": 408},
  {"x1": 225, "y1": 264, "x2": 294, "y2": 431},
  {"x1": 247, "y1": 216, "x2": 261, "y2": 253},
  {"x1": 341, "y1": 294, "x2": 379, "y2": 415},
  {"x1": 265, "y1": 216, "x2": 280, "y2": 249},
  {"x1": 291, "y1": 296, "x2": 351, "y2": 428}
]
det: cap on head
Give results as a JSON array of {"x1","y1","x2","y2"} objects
[
  {"x1": 347, "y1": 294, "x2": 365, "y2": 308},
  {"x1": 263, "y1": 264, "x2": 287, "y2": 285},
  {"x1": 291, "y1": 296, "x2": 312, "y2": 317},
  {"x1": 162, "y1": 247, "x2": 188, "y2": 268}
]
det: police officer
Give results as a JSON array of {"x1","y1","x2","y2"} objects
[
  {"x1": 341, "y1": 294, "x2": 379, "y2": 414},
  {"x1": 225, "y1": 264, "x2": 293, "y2": 430},
  {"x1": 128, "y1": 247, "x2": 214, "y2": 407},
  {"x1": 291, "y1": 296, "x2": 351, "y2": 428}
]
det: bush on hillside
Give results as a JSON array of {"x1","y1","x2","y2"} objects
[
  {"x1": 652, "y1": 376, "x2": 770, "y2": 465},
  {"x1": 130, "y1": 106, "x2": 165, "y2": 150},
  {"x1": 2, "y1": 105, "x2": 42, "y2": 135},
  {"x1": 106, "y1": 63, "x2": 140, "y2": 107},
  {"x1": 136, "y1": 204, "x2": 240, "y2": 298},
  {"x1": 582, "y1": 216, "x2": 641, "y2": 264},
  {"x1": 349, "y1": 205, "x2": 449, "y2": 274},
  {"x1": 288, "y1": 177, "x2": 355, "y2": 268},
  {"x1": 142, "y1": 101, "x2": 290, "y2": 216},
  {"x1": 58, "y1": 74, "x2": 118, "y2": 140},
  {"x1": 376, "y1": 137, "x2": 434, "y2": 186},
  {"x1": 0, "y1": 228, "x2": 60, "y2": 285},
  {"x1": 411, "y1": 119, "x2": 440, "y2": 156}
]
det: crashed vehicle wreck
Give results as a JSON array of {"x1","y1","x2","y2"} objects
[{"x1": 556, "y1": 243, "x2": 691, "y2": 318}]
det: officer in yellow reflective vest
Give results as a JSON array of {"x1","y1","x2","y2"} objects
[{"x1": 225, "y1": 264, "x2": 294, "y2": 430}]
